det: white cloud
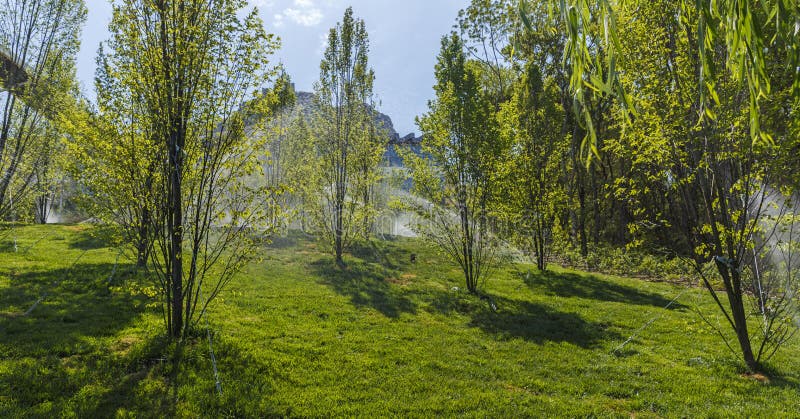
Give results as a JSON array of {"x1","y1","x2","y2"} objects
[
  {"x1": 281, "y1": 0, "x2": 323, "y2": 27},
  {"x1": 249, "y1": 0, "x2": 275, "y2": 8},
  {"x1": 273, "y1": 13, "x2": 285, "y2": 28}
]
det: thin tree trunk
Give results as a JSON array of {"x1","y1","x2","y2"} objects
[
  {"x1": 717, "y1": 262, "x2": 759, "y2": 371},
  {"x1": 168, "y1": 126, "x2": 184, "y2": 339},
  {"x1": 137, "y1": 207, "x2": 150, "y2": 268},
  {"x1": 578, "y1": 179, "x2": 588, "y2": 258}
]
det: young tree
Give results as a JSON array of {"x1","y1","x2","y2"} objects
[
  {"x1": 283, "y1": 116, "x2": 319, "y2": 232},
  {"x1": 103, "y1": 0, "x2": 279, "y2": 339},
  {"x1": 405, "y1": 33, "x2": 503, "y2": 293},
  {"x1": 607, "y1": 0, "x2": 799, "y2": 372},
  {"x1": 31, "y1": 125, "x2": 64, "y2": 224},
  {"x1": 259, "y1": 70, "x2": 297, "y2": 233},
  {"x1": 498, "y1": 62, "x2": 566, "y2": 270},
  {"x1": 313, "y1": 7, "x2": 382, "y2": 265},
  {"x1": 63, "y1": 46, "x2": 159, "y2": 267},
  {"x1": 351, "y1": 106, "x2": 387, "y2": 238},
  {"x1": 512, "y1": 0, "x2": 611, "y2": 260}
]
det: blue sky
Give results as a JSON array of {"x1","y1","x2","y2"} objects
[{"x1": 76, "y1": 0, "x2": 469, "y2": 136}]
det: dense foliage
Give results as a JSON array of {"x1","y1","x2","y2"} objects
[
  {"x1": 400, "y1": 0, "x2": 800, "y2": 371},
  {"x1": 73, "y1": 0, "x2": 280, "y2": 338},
  {"x1": 1, "y1": 0, "x2": 798, "y2": 403}
]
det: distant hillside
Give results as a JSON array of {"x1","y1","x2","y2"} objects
[{"x1": 291, "y1": 91, "x2": 423, "y2": 167}]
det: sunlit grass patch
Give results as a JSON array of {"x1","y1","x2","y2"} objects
[{"x1": 0, "y1": 225, "x2": 798, "y2": 417}]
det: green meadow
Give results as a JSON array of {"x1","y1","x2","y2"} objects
[{"x1": 1, "y1": 224, "x2": 798, "y2": 417}]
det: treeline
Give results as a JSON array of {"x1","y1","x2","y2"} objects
[{"x1": 400, "y1": 0, "x2": 799, "y2": 373}]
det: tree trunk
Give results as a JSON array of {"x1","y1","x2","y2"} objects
[
  {"x1": 535, "y1": 216, "x2": 546, "y2": 271},
  {"x1": 168, "y1": 128, "x2": 184, "y2": 339},
  {"x1": 363, "y1": 186, "x2": 372, "y2": 238},
  {"x1": 591, "y1": 174, "x2": 600, "y2": 245},
  {"x1": 717, "y1": 262, "x2": 759, "y2": 371},
  {"x1": 136, "y1": 207, "x2": 150, "y2": 268},
  {"x1": 334, "y1": 200, "x2": 344, "y2": 266},
  {"x1": 578, "y1": 180, "x2": 588, "y2": 259},
  {"x1": 34, "y1": 194, "x2": 49, "y2": 224},
  {"x1": 459, "y1": 183, "x2": 476, "y2": 293}
]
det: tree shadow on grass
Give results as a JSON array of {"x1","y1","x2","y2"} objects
[
  {"x1": 0, "y1": 263, "x2": 151, "y2": 357},
  {"x1": 193, "y1": 336, "x2": 296, "y2": 416},
  {"x1": 68, "y1": 225, "x2": 118, "y2": 250},
  {"x1": 92, "y1": 334, "x2": 176, "y2": 414},
  {"x1": 748, "y1": 362, "x2": 800, "y2": 391},
  {"x1": 348, "y1": 240, "x2": 415, "y2": 271},
  {"x1": 86, "y1": 332, "x2": 294, "y2": 417},
  {"x1": 92, "y1": 329, "x2": 304, "y2": 417},
  {"x1": 0, "y1": 263, "x2": 146, "y2": 324},
  {"x1": 0, "y1": 263, "x2": 163, "y2": 415},
  {"x1": 2, "y1": 323, "x2": 293, "y2": 416},
  {"x1": 310, "y1": 257, "x2": 416, "y2": 318},
  {"x1": 265, "y1": 230, "x2": 316, "y2": 250},
  {"x1": 427, "y1": 290, "x2": 616, "y2": 348},
  {"x1": 519, "y1": 269, "x2": 687, "y2": 310}
]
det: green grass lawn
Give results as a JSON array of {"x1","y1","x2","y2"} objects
[{"x1": 1, "y1": 224, "x2": 798, "y2": 417}]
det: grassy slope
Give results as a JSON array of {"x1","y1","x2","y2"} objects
[{"x1": 0, "y1": 224, "x2": 798, "y2": 417}]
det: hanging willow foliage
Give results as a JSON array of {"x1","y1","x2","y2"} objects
[{"x1": 520, "y1": 0, "x2": 800, "y2": 162}]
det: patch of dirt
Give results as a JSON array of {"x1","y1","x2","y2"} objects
[
  {"x1": 60, "y1": 354, "x2": 83, "y2": 371},
  {"x1": 112, "y1": 335, "x2": 142, "y2": 355},
  {"x1": 63, "y1": 225, "x2": 88, "y2": 232},
  {"x1": 386, "y1": 273, "x2": 417, "y2": 286},
  {"x1": 239, "y1": 316, "x2": 261, "y2": 323},
  {"x1": 740, "y1": 372, "x2": 770, "y2": 384},
  {"x1": 386, "y1": 277, "x2": 410, "y2": 286}
]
